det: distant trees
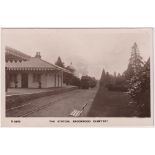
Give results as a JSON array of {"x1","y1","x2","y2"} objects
[
  {"x1": 100, "y1": 69, "x2": 127, "y2": 92},
  {"x1": 100, "y1": 68, "x2": 106, "y2": 87},
  {"x1": 63, "y1": 72, "x2": 81, "y2": 87}
]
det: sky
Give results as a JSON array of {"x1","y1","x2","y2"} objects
[{"x1": 2, "y1": 28, "x2": 152, "y2": 79}]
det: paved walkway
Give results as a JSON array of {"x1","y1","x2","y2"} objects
[{"x1": 6, "y1": 86, "x2": 75, "y2": 96}]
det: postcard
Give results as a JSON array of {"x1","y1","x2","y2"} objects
[{"x1": 0, "y1": 28, "x2": 154, "y2": 127}]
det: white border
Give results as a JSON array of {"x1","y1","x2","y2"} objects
[{"x1": 0, "y1": 1, "x2": 155, "y2": 155}]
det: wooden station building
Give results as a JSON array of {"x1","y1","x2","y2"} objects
[{"x1": 5, "y1": 46, "x2": 72, "y2": 89}]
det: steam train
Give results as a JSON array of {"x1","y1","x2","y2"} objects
[{"x1": 80, "y1": 76, "x2": 97, "y2": 89}]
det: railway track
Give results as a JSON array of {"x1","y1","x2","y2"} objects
[
  {"x1": 18, "y1": 95, "x2": 73, "y2": 117},
  {"x1": 7, "y1": 90, "x2": 80, "y2": 117},
  {"x1": 6, "y1": 88, "x2": 96, "y2": 117}
]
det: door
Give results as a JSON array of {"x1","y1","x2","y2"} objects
[{"x1": 21, "y1": 73, "x2": 28, "y2": 88}]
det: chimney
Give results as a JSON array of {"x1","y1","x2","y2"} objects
[{"x1": 35, "y1": 52, "x2": 41, "y2": 59}]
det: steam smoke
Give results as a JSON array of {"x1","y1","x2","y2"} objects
[
  {"x1": 65, "y1": 55, "x2": 88, "y2": 78},
  {"x1": 75, "y1": 61, "x2": 88, "y2": 77}
]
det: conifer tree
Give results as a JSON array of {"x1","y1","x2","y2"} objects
[
  {"x1": 100, "y1": 68, "x2": 106, "y2": 87},
  {"x1": 125, "y1": 42, "x2": 144, "y2": 101},
  {"x1": 55, "y1": 56, "x2": 65, "y2": 68}
]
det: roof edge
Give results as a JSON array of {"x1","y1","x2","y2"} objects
[{"x1": 5, "y1": 46, "x2": 31, "y2": 60}]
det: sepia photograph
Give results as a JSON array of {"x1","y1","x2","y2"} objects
[{"x1": 1, "y1": 28, "x2": 154, "y2": 126}]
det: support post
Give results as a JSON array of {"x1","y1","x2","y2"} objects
[
  {"x1": 58, "y1": 72, "x2": 59, "y2": 87},
  {"x1": 61, "y1": 71, "x2": 63, "y2": 87},
  {"x1": 55, "y1": 72, "x2": 56, "y2": 87}
]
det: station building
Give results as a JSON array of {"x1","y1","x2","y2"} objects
[{"x1": 5, "y1": 46, "x2": 72, "y2": 89}]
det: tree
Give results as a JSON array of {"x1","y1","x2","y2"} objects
[
  {"x1": 123, "y1": 43, "x2": 150, "y2": 116},
  {"x1": 125, "y1": 42, "x2": 143, "y2": 80},
  {"x1": 135, "y1": 58, "x2": 150, "y2": 116},
  {"x1": 124, "y1": 43, "x2": 144, "y2": 98},
  {"x1": 130, "y1": 43, "x2": 143, "y2": 72},
  {"x1": 100, "y1": 68, "x2": 106, "y2": 87},
  {"x1": 140, "y1": 58, "x2": 150, "y2": 91},
  {"x1": 55, "y1": 56, "x2": 65, "y2": 68},
  {"x1": 105, "y1": 72, "x2": 112, "y2": 87}
]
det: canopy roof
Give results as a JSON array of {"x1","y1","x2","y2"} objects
[{"x1": 5, "y1": 46, "x2": 72, "y2": 73}]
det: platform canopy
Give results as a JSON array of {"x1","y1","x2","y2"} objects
[{"x1": 5, "y1": 46, "x2": 72, "y2": 74}]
